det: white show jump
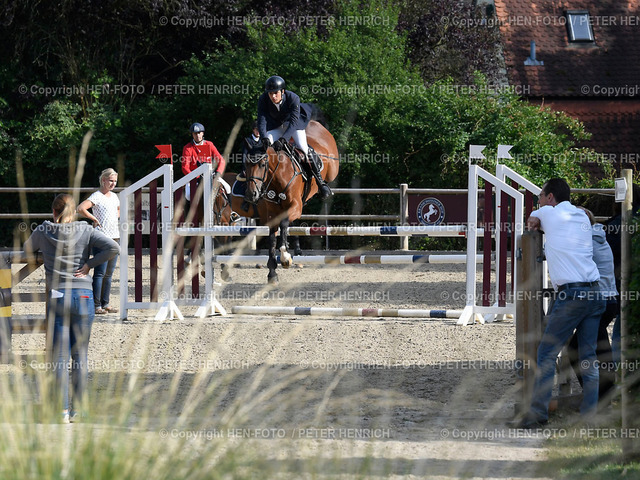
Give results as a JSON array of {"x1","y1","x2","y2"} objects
[{"x1": 119, "y1": 151, "x2": 538, "y2": 324}]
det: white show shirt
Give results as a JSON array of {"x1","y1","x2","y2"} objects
[
  {"x1": 529, "y1": 201, "x2": 599, "y2": 290},
  {"x1": 87, "y1": 190, "x2": 120, "y2": 239}
]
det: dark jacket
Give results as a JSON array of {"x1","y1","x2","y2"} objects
[{"x1": 257, "y1": 90, "x2": 312, "y2": 140}]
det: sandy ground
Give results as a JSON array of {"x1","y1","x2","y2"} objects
[{"x1": 3, "y1": 250, "x2": 553, "y2": 479}]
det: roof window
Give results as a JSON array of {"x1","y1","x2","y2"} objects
[{"x1": 566, "y1": 10, "x2": 594, "y2": 42}]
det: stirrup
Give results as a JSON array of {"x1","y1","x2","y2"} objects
[{"x1": 229, "y1": 212, "x2": 241, "y2": 223}]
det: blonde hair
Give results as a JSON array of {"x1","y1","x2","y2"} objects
[
  {"x1": 52, "y1": 194, "x2": 76, "y2": 223},
  {"x1": 99, "y1": 168, "x2": 118, "y2": 185}
]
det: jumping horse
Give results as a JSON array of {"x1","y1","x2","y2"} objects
[{"x1": 243, "y1": 120, "x2": 339, "y2": 283}]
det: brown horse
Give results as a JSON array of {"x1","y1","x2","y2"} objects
[
  {"x1": 243, "y1": 120, "x2": 339, "y2": 283},
  {"x1": 211, "y1": 181, "x2": 241, "y2": 281}
]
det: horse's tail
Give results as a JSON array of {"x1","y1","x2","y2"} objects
[{"x1": 307, "y1": 103, "x2": 328, "y2": 128}]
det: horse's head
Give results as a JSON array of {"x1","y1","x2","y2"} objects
[
  {"x1": 213, "y1": 187, "x2": 231, "y2": 225},
  {"x1": 244, "y1": 148, "x2": 275, "y2": 204}
]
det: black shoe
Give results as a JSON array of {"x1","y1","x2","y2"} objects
[
  {"x1": 507, "y1": 416, "x2": 548, "y2": 429},
  {"x1": 319, "y1": 183, "x2": 332, "y2": 200}
]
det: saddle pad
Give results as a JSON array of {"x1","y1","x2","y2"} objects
[{"x1": 231, "y1": 179, "x2": 246, "y2": 197}]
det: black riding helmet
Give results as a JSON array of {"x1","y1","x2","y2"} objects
[
  {"x1": 190, "y1": 122, "x2": 205, "y2": 133},
  {"x1": 265, "y1": 75, "x2": 285, "y2": 92}
]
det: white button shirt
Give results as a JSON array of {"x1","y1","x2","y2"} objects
[{"x1": 529, "y1": 201, "x2": 599, "y2": 290}]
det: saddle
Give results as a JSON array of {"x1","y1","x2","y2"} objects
[{"x1": 283, "y1": 143, "x2": 323, "y2": 204}]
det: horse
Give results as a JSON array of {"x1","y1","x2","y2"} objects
[
  {"x1": 211, "y1": 180, "x2": 240, "y2": 281},
  {"x1": 243, "y1": 120, "x2": 339, "y2": 283},
  {"x1": 222, "y1": 171, "x2": 306, "y2": 258}
]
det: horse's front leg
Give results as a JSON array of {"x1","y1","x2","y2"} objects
[
  {"x1": 279, "y1": 217, "x2": 292, "y2": 269},
  {"x1": 267, "y1": 227, "x2": 279, "y2": 284}
]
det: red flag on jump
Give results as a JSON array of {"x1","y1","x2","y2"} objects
[{"x1": 155, "y1": 145, "x2": 173, "y2": 162}]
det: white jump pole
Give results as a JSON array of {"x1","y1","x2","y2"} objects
[
  {"x1": 232, "y1": 305, "x2": 464, "y2": 319},
  {"x1": 212, "y1": 254, "x2": 485, "y2": 265},
  {"x1": 174, "y1": 225, "x2": 486, "y2": 238}
]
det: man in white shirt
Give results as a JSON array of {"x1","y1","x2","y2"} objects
[{"x1": 514, "y1": 178, "x2": 605, "y2": 428}]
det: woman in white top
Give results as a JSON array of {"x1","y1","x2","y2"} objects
[{"x1": 77, "y1": 168, "x2": 120, "y2": 314}]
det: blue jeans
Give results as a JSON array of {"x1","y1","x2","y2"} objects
[
  {"x1": 530, "y1": 285, "x2": 606, "y2": 421},
  {"x1": 92, "y1": 246, "x2": 118, "y2": 309},
  {"x1": 50, "y1": 288, "x2": 94, "y2": 412}
]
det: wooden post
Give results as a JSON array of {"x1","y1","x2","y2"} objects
[
  {"x1": 515, "y1": 230, "x2": 543, "y2": 415},
  {"x1": 620, "y1": 169, "x2": 635, "y2": 461}
]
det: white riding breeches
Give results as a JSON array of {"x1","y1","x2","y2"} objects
[{"x1": 267, "y1": 126, "x2": 309, "y2": 154}]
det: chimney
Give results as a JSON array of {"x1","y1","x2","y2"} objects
[{"x1": 524, "y1": 40, "x2": 544, "y2": 66}]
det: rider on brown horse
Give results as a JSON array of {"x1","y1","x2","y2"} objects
[{"x1": 257, "y1": 75, "x2": 333, "y2": 200}]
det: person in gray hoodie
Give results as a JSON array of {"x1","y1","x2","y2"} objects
[
  {"x1": 567, "y1": 207, "x2": 619, "y2": 403},
  {"x1": 24, "y1": 193, "x2": 119, "y2": 423}
]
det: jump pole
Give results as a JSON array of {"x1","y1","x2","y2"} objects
[
  {"x1": 232, "y1": 306, "x2": 463, "y2": 319},
  {"x1": 212, "y1": 254, "x2": 485, "y2": 265},
  {"x1": 174, "y1": 225, "x2": 486, "y2": 238}
]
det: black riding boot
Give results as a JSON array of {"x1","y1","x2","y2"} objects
[{"x1": 308, "y1": 150, "x2": 332, "y2": 200}]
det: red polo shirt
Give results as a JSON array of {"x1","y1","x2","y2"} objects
[{"x1": 181, "y1": 140, "x2": 226, "y2": 176}]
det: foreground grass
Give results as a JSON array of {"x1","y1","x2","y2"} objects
[
  {"x1": 540, "y1": 414, "x2": 640, "y2": 479},
  {"x1": 0, "y1": 355, "x2": 383, "y2": 480}
]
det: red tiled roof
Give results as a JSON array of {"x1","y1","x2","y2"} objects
[
  {"x1": 536, "y1": 98, "x2": 640, "y2": 172},
  {"x1": 494, "y1": 0, "x2": 640, "y2": 97}
]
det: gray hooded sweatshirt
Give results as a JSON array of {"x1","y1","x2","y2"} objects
[
  {"x1": 24, "y1": 221, "x2": 120, "y2": 291},
  {"x1": 591, "y1": 223, "x2": 618, "y2": 299}
]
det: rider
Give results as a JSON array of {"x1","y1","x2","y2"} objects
[
  {"x1": 181, "y1": 122, "x2": 226, "y2": 181},
  {"x1": 181, "y1": 122, "x2": 236, "y2": 220},
  {"x1": 257, "y1": 75, "x2": 332, "y2": 199}
]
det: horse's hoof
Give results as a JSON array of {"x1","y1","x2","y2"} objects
[
  {"x1": 294, "y1": 248, "x2": 303, "y2": 257},
  {"x1": 268, "y1": 275, "x2": 278, "y2": 284},
  {"x1": 280, "y1": 246, "x2": 292, "y2": 269}
]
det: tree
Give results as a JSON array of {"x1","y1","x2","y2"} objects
[{"x1": 399, "y1": 0, "x2": 503, "y2": 85}]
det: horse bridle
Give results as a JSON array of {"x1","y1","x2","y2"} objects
[
  {"x1": 213, "y1": 187, "x2": 231, "y2": 225},
  {"x1": 245, "y1": 145, "x2": 302, "y2": 203},
  {"x1": 245, "y1": 152, "x2": 271, "y2": 199}
]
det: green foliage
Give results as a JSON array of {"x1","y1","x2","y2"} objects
[
  {"x1": 172, "y1": 1, "x2": 601, "y2": 192},
  {"x1": 27, "y1": 101, "x2": 86, "y2": 168},
  {"x1": 0, "y1": 0, "x2": 613, "y2": 234}
]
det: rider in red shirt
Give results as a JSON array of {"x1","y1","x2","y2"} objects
[{"x1": 181, "y1": 122, "x2": 226, "y2": 181}]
